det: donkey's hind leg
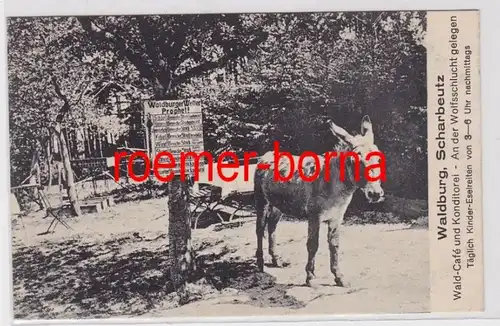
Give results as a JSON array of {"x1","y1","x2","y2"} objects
[
  {"x1": 327, "y1": 220, "x2": 348, "y2": 287},
  {"x1": 305, "y1": 216, "x2": 320, "y2": 286},
  {"x1": 255, "y1": 190, "x2": 267, "y2": 272},
  {"x1": 268, "y1": 208, "x2": 287, "y2": 267}
]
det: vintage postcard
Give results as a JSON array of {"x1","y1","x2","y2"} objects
[{"x1": 7, "y1": 9, "x2": 482, "y2": 320}]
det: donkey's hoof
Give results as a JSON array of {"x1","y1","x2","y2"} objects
[
  {"x1": 334, "y1": 277, "x2": 349, "y2": 287},
  {"x1": 305, "y1": 272, "x2": 315, "y2": 286}
]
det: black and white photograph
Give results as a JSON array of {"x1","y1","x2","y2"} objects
[{"x1": 8, "y1": 11, "x2": 430, "y2": 319}]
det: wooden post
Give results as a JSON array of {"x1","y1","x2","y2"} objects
[
  {"x1": 144, "y1": 98, "x2": 195, "y2": 290},
  {"x1": 83, "y1": 127, "x2": 90, "y2": 158},
  {"x1": 168, "y1": 176, "x2": 194, "y2": 290},
  {"x1": 88, "y1": 126, "x2": 95, "y2": 156},
  {"x1": 143, "y1": 115, "x2": 151, "y2": 158},
  {"x1": 98, "y1": 131, "x2": 103, "y2": 157},
  {"x1": 58, "y1": 162, "x2": 63, "y2": 204},
  {"x1": 46, "y1": 139, "x2": 53, "y2": 187}
]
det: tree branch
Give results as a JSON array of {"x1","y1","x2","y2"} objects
[
  {"x1": 154, "y1": 16, "x2": 194, "y2": 93},
  {"x1": 51, "y1": 75, "x2": 71, "y2": 123},
  {"x1": 135, "y1": 16, "x2": 160, "y2": 68},
  {"x1": 174, "y1": 59, "x2": 221, "y2": 86},
  {"x1": 174, "y1": 30, "x2": 267, "y2": 86},
  {"x1": 74, "y1": 79, "x2": 91, "y2": 105},
  {"x1": 78, "y1": 17, "x2": 154, "y2": 81},
  {"x1": 161, "y1": 16, "x2": 193, "y2": 65}
]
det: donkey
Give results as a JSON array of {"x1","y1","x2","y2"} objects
[{"x1": 254, "y1": 115, "x2": 385, "y2": 287}]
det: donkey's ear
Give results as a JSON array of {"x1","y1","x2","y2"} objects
[
  {"x1": 360, "y1": 115, "x2": 374, "y2": 141},
  {"x1": 328, "y1": 119, "x2": 355, "y2": 146}
]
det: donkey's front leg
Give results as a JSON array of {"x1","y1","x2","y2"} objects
[
  {"x1": 305, "y1": 217, "x2": 320, "y2": 286},
  {"x1": 327, "y1": 220, "x2": 348, "y2": 287}
]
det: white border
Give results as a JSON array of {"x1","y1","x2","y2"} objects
[{"x1": 1, "y1": 0, "x2": 499, "y2": 325}]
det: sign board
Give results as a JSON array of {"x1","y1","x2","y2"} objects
[{"x1": 144, "y1": 99, "x2": 204, "y2": 176}]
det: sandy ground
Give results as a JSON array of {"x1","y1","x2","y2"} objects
[{"x1": 11, "y1": 197, "x2": 429, "y2": 320}]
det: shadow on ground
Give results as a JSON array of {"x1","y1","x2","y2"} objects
[{"x1": 12, "y1": 234, "x2": 303, "y2": 319}]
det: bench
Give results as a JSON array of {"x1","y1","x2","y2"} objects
[
  {"x1": 189, "y1": 184, "x2": 254, "y2": 229},
  {"x1": 77, "y1": 196, "x2": 115, "y2": 214}
]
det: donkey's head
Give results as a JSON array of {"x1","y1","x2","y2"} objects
[{"x1": 328, "y1": 116, "x2": 385, "y2": 203}]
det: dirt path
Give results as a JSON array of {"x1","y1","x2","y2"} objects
[
  {"x1": 11, "y1": 198, "x2": 429, "y2": 319},
  {"x1": 156, "y1": 222, "x2": 429, "y2": 317}
]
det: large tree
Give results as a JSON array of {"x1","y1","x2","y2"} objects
[
  {"x1": 77, "y1": 14, "x2": 270, "y2": 289},
  {"x1": 8, "y1": 17, "x2": 92, "y2": 215},
  {"x1": 8, "y1": 17, "x2": 138, "y2": 215}
]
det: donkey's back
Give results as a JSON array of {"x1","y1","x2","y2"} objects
[{"x1": 254, "y1": 151, "x2": 324, "y2": 216}]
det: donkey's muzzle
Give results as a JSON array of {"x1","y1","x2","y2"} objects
[{"x1": 367, "y1": 191, "x2": 384, "y2": 203}]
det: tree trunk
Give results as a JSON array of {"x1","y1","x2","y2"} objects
[
  {"x1": 29, "y1": 150, "x2": 44, "y2": 210},
  {"x1": 55, "y1": 124, "x2": 81, "y2": 216},
  {"x1": 168, "y1": 176, "x2": 194, "y2": 290},
  {"x1": 64, "y1": 128, "x2": 72, "y2": 160}
]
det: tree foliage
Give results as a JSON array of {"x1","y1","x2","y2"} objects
[
  {"x1": 8, "y1": 17, "x2": 136, "y2": 186},
  {"x1": 182, "y1": 12, "x2": 427, "y2": 198},
  {"x1": 9, "y1": 11, "x2": 428, "y2": 199},
  {"x1": 77, "y1": 14, "x2": 270, "y2": 99}
]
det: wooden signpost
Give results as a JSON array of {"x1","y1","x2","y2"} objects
[
  {"x1": 143, "y1": 98, "x2": 204, "y2": 289},
  {"x1": 144, "y1": 99, "x2": 205, "y2": 176}
]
